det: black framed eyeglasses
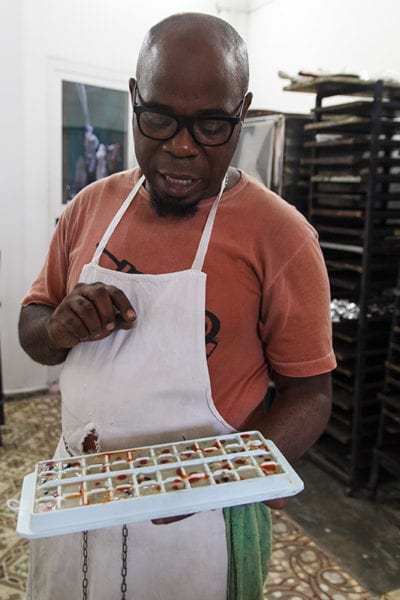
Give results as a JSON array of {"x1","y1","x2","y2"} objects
[{"x1": 133, "y1": 86, "x2": 245, "y2": 147}]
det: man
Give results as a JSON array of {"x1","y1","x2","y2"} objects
[{"x1": 19, "y1": 12, "x2": 335, "y2": 600}]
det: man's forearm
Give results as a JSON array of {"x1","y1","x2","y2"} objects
[
  {"x1": 19, "y1": 304, "x2": 69, "y2": 366},
  {"x1": 242, "y1": 373, "x2": 332, "y2": 463}
]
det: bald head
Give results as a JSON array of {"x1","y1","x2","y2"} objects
[{"x1": 136, "y1": 12, "x2": 249, "y2": 98}]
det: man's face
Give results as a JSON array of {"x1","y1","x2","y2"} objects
[{"x1": 130, "y1": 42, "x2": 250, "y2": 216}]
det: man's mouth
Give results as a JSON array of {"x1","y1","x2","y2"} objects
[
  {"x1": 164, "y1": 174, "x2": 196, "y2": 186},
  {"x1": 159, "y1": 172, "x2": 201, "y2": 198}
]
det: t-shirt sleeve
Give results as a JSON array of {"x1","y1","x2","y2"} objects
[
  {"x1": 260, "y1": 231, "x2": 336, "y2": 377},
  {"x1": 21, "y1": 208, "x2": 71, "y2": 308}
]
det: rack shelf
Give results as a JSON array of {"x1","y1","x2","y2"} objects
[{"x1": 369, "y1": 271, "x2": 400, "y2": 491}]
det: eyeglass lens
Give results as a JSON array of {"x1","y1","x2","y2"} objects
[{"x1": 137, "y1": 111, "x2": 235, "y2": 146}]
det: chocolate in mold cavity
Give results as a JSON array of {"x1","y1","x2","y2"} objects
[
  {"x1": 35, "y1": 498, "x2": 58, "y2": 513},
  {"x1": 114, "y1": 484, "x2": 135, "y2": 499},
  {"x1": 136, "y1": 472, "x2": 157, "y2": 485},
  {"x1": 36, "y1": 485, "x2": 59, "y2": 499},
  {"x1": 60, "y1": 481, "x2": 83, "y2": 495},
  {"x1": 86, "y1": 489, "x2": 113, "y2": 504},
  {"x1": 157, "y1": 456, "x2": 175, "y2": 465},
  {"x1": 85, "y1": 454, "x2": 108, "y2": 466},
  {"x1": 154, "y1": 446, "x2": 174, "y2": 456},
  {"x1": 208, "y1": 459, "x2": 232, "y2": 472},
  {"x1": 233, "y1": 456, "x2": 252, "y2": 466},
  {"x1": 109, "y1": 461, "x2": 130, "y2": 471},
  {"x1": 201, "y1": 446, "x2": 223, "y2": 456},
  {"x1": 138, "y1": 483, "x2": 162, "y2": 496},
  {"x1": 260, "y1": 462, "x2": 280, "y2": 475},
  {"x1": 61, "y1": 460, "x2": 83, "y2": 470},
  {"x1": 246, "y1": 441, "x2": 269, "y2": 451},
  {"x1": 253, "y1": 455, "x2": 281, "y2": 474},
  {"x1": 218, "y1": 433, "x2": 241, "y2": 445},
  {"x1": 134, "y1": 456, "x2": 154, "y2": 467},
  {"x1": 187, "y1": 472, "x2": 210, "y2": 488},
  {"x1": 174, "y1": 441, "x2": 197, "y2": 453},
  {"x1": 178, "y1": 450, "x2": 201, "y2": 461},
  {"x1": 62, "y1": 493, "x2": 84, "y2": 508},
  {"x1": 108, "y1": 450, "x2": 131, "y2": 461},
  {"x1": 237, "y1": 466, "x2": 260, "y2": 480},
  {"x1": 160, "y1": 467, "x2": 183, "y2": 481},
  {"x1": 222, "y1": 443, "x2": 242, "y2": 454},
  {"x1": 187, "y1": 466, "x2": 210, "y2": 487},
  {"x1": 37, "y1": 461, "x2": 57, "y2": 473},
  {"x1": 37, "y1": 471, "x2": 58, "y2": 485},
  {"x1": 165, "y1": 478, "x2": 186, "y2": 491},
  {"x1": 60, "y1": 467, "x2": 82, "y2": 479},
  {"x1": 86, "y1": 478, "x2": 111, "y2": 492},
  {"x1": 214, "y1": 470, "x2": 238, "y2": 484},
  {"x1": 86, "y1": 463, "x2": 107, "y2": 475}
]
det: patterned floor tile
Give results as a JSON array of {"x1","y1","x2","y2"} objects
[{"x1": 264, "y1": 510, "x2": 377, "y2": 599}]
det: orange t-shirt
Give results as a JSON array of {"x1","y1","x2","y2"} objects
[{"x1": 23, "y1": 168, "x2": 336, "y2": 428}]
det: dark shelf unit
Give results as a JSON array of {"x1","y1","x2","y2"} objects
[
  {"x1": 280, "y1": 113, "x2": 312, "y2": 216},
  {"x1": 368, "y1": 269, "x2": 400, "y2": 491},
  {"x1": 298, "y1": 80, "x2": 400, "y2": 488},
  {"x1": 245, "y1": 109, "x2": 312, "y2": 216}
]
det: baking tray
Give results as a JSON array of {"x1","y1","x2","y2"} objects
[{"x1": 12, "y1": 431, "x2": 303, "y2": 539}]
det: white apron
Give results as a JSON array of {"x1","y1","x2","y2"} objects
[{"x1": 28, "y1": 176, "x2": 236, "y2": 600}]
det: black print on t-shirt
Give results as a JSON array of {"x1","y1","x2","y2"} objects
[
  {"x1": 102, "y1": 247, "x2": 144, "y2": 274},
  {"x1": 101, "y1": 247, "x2": 220, "y2": 357},
  {"x1": 205, "y1": 310, "x2": 220, "y2": 358}
]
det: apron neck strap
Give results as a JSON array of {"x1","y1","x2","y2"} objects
[
  {"x1": 191, "y1": 174, "x2": 227, "y2": 271},
  {"x1": 92, "y1": 172, "x2": 227, "y2": 270},
  {"x1": 92, "y1": 175, "x2": 145, "y2": 264}
]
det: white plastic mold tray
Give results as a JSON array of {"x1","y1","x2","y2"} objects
[{"x1": 14, "y1": 431, "x2": 303, "y2": 539}]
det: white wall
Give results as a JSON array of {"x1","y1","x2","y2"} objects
[
  {"x1": 248, "y1": 0, "x2": 400, "y2": 113},
  {"x1": 1, "y1": 0, "x2": 217, "y2": 394},
  {"x1": 0, "y1": 0, "x2": 38, "y2": 393},
  {"x1": 2, "y1": 0, "x2": 400, "y2": 393}
]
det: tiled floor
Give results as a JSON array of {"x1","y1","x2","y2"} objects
[
  {"x1": 0, "y1": 393, "x2": 398, "y2": 599},
  {"x1": 265, "y1": 509, "x2": 376, "y2": 599},
  {"x1": 284, "y1": 457, "x2": 400, "y2": 598}
]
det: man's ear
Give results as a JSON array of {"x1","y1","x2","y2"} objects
[
  {"x1": 129, "y1": 77, "x2": 137, "y2": 102},
  {"x1": 241, "y1": 91, "x2": 253, "y2": 122}
]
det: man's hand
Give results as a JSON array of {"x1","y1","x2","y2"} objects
[
  {"x1": 151, "y1": 514, "x2": 194, "y2": 525},
  {"x1": 19, "y1": 283, "x2": 137, "y2": 365},
  {"x1": 240, "y1": 372, "x2": 332, "y2": 512},
  {"x1": 264, "y1": 497, "x2": 288, "y2": 510},
  {"x1": 47, "y1": 282, "x2": 137, "y2": 350}
]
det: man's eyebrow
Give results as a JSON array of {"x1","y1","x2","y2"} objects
[
  {"x1": 136, "y1": 91, "x2": 235, "y2": 117},
  {"x1": 196, "y1": 107, "x2": 235, "y2": 117},
  {"x1": 139, "y1": 100, "x2": 236, "y2": 118}
]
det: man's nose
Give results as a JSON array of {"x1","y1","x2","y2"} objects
[{"x1": 162, "y1": 126, "x2": 199, "y2": 157}]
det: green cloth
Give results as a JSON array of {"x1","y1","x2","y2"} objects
[{"x1": 224, "y1": 503, "x2": 272, "y2": 600}]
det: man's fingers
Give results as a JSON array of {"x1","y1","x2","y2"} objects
[
  {"x1": 47, "y1": 283, "x2": 137, "y2": 348},
  {"x1": 75, "y1": 283, "x2": 136, "y2": 332},
  {"x1": 151, "y1": 513, "x2": 194, "y2": 525},
  {"x1": 105, "y1": 286, "x2": 137, "y2": 326},
  {"x1": 264, "y1": 497, "x2": 288, "y2": 509}
]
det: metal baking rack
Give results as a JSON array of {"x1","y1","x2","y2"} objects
[{"x1": 287, "y1": 78, "x2": 400, "y2": 490}]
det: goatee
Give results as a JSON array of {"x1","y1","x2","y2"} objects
[{"x1": 150, "y1": 191, "x2": 199, "y2": 219}]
